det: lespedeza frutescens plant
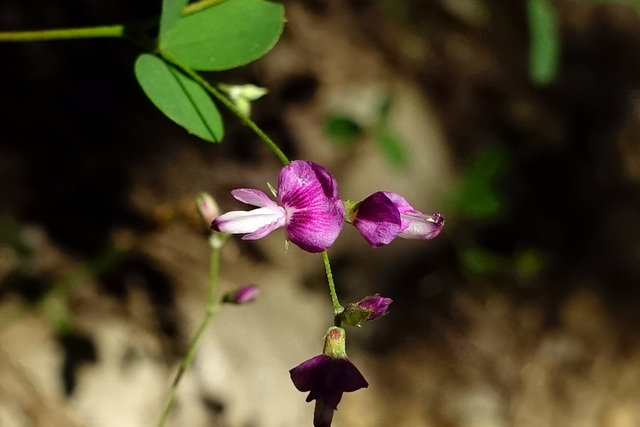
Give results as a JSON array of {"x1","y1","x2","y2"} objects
[{"x1": 0, "y1": 2, "x2": 444, "y2": 426}]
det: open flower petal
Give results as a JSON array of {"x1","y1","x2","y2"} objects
[
  {"x1": 398, "y1": 212, "x2": 445, "y2": 240},
  {"x1": 290, "y1": 355, "x2": 368, "y2": 410},
  {"x1": 231, "y1": 188, "x2": 280, "y2": 209},
  {"x1": 242, "y1": 214, "x2": 287, "y2": 240},
  {"x1": 380, "y1": 192, "x2": 423, "y2": 231},
  {"x1": 382, "y1": 191, "x2": 444, "y2": 239},
  {"x1": 211, "y1": 206, "x2": 286, "y2": 236},
  {"x1": 278, "y1": 161, "x2": 345, "y2": 252},
  {"x1": 353, "y1": 192, "x2": 402, "y2": 247}
]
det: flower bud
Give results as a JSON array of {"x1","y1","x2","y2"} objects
[
  {"x1": 341, "y1": 295, "x2": 392, "y2": 326},
  {"x1": 196, "y1": 192, "x2": 220, "y2": 226},
  {"x1": 356, "y1": 295, "x2": 392, "y2": 321},
  {"x1": 224, "y1": 83, "x2": 268, "y2": 101},
  {"x1": 222, "y1": 285, "x2": 260, "y2": 304},
  {"x1": 219, "y1": 84, "x2": 268, "y2": 116}
]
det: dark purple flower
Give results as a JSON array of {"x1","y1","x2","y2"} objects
[
  {"x1": 356, "y1": 295, "x2": 392, "y2": 321},
  {"x1": 290, "y1": 327, "x2": 368, "y2": 426},
  {"x1": 351, "y1": 191, "x2": 444, "y2": 247},
  {"x1": 222, "y1": 285, "x2": 260, "y2": 304},
  {"x1": 211, "y1": 160, "x2": 345, "y2": 253}
]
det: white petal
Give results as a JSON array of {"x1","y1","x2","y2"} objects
[
  {"x1": 213, "y1": 206, "x2": 286, "y2": 235},
  {"x1": 398, "y1": 212, "x2": 444, "y2": 240}
]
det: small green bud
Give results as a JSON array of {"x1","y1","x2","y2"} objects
[{"x1": 219, "y1": 83, "x2": 268, "y2": 117}]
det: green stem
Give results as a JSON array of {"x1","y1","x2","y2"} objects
[
  {"x1": 157, "y1": 241, "x2": 223, "y2": 427},
  {"x1": 0, "y1": 0, "x2": 225, "y2": 43},
  {"x1": 157, "y1": 51, "x2": 291, "y2": 166},
  {"x1": 0, "y1": 25, "x2": 125, "y2": 42},
  {"x1": 322, "y1": 251, "x2": 343, "y2": 321}
]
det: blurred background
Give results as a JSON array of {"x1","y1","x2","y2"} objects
[{"x1": 2, "y1": 0, "x2": 640, "y2": 426}]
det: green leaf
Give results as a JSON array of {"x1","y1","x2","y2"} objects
[
  {"x1": 159, "y1": 0, "x2": 189, "y2": 42},
  {"x1": 134, "y1": 54, "x2": 224, "y2": 142},
  {"x1": 375, "y1": 128, "x2": 408, "y2": 169},
  {"x1": 455, "y1": 146, "x2": 507, "y2": 219},
  {"x1": 324, "y1": 115, "x2": 363, "y2": 145},
  {"x1": 160, "y1": 0, "x2": 285, "y2": 71},
  {"x1": 514, "y1": 248, "x2": 544, "y2": 279},
  {"x1": 461, "y1": 247, "x2": 505, "y2": 275},
  {"x1": 528, "y1": 0, "x2": 561, "y2": 85}
]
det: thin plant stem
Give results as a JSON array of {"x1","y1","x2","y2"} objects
[
  {"x1": 0, "y1": 25, "x2": 125, "y2": 42},
  {"x1": 157, "y1": 240, "x2": 224, "y2": 427},
  {"x1": 0, "y1": 0, "x2": 225, "y2": 43},
  {"x1": 157, "y1": 51, "x2": 291, "y2": 166},
  {"x1": 322, "y1": 251, "x2": 343, "y2": 321}
]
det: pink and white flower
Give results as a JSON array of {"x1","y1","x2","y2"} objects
[{"x1": 211, "y1": 160, "x2": 345, "y2": 253}]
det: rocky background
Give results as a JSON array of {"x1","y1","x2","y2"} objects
[{"x1": 2, "y1": 1, "x2": 640, "y2": 426}]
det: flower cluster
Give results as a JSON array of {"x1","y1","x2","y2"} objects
[
  {"x1": 210, "y1": 160, "x2": 444, "y2": 251},
  {"x1": 209, "y1": 159, "x2": 443, "y2": 425}
]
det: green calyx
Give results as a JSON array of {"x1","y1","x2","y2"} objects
[
  {"x1": 322, "y1": 326, "x2": 347, "y2": 359},
  {"x1": 343, "y1": 200, "x2": 360, "y2": 224},
  {"x1": 341, "y1": 304, "x2": 373, "y2": 327}
]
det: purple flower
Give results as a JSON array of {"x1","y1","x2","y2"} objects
[
  {"x1": 290, "y1": 327, "x2": 368, "y2": 427},
  {"x1": 351, "y1": 191, "x2": 444, "y2": 248},
  {"x1": 222, "y1": 285, "x2": 260, "y2": 304},
  {"x1": 211, "y1": 160, "x2": 345, "y2": 253},
  {"x1": 356, "y1": 295, "x2": 392, "y2": 321}
]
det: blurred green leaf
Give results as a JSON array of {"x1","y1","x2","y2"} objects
[
  {"x1": 514, "y1": 248, "x2": 545, "y2": 279},
  {"x1": 462, "y1": 247, "x2": 505, "y2": 275},
  {"x1": 455, "y1": 146, "x2": 507, "y2": 219},
  {"x1": 528, "y1": 0, "x2": 560, "y2": 85},
  {"x1": 134, "y1": 54, "x2": 224, "y2": 142},
  {"x1": 159, "y1": 0, "x2": 188, "y2": 42},
  {"x1": 160, "y1": 0, "x2": 285, "y2": 71},
  {"x1": 43, "y1": 296, "x2": 74, "y2": 335},
  {"x1": 324, "y1": 115, "x2": 363, "y2": 145},
  {"x1": 375, "y1": 128, "x2": 408, "y2": 169}
]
